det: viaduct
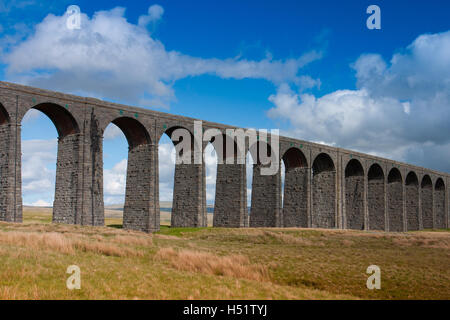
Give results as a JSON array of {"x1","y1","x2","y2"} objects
[{"x1": 0, "y1": 81, "x2": 449, "y2": 233}]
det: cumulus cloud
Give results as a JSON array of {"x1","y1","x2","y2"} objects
[
  {"x1": 138, "y1": 4, "x2": 164, "y2": 27},
  {"x1": 103, "y1": 159, "x2": 127, "y2": 198},
  {"x1": 268, "y1": 31, "x2": 450, "y2": 172},
  {"x1": 103, "y1": 123, "x2": 124, "y2": 140},
  {"x1": 22, "y1": 108, "x2": 42, "y2": 123},
  {"x1": 22, "y1": 139, "x2": 57, "y2": 205},
  {"x1": 2, "y1": 6, "x2": 321, "y2": 108}
]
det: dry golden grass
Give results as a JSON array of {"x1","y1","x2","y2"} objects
[
  {"x1": 0, "y1": 230, "x2": 145, "y2": 257},
  {"x1": 391, "y1": 234, "x2": 450, "y2": 249},
  {"x1": 0, "y1": 207, "x2": 447, "y2": 300},
  {"x1": 155, "y1": 247, "x2": 269, "y2": 281}
]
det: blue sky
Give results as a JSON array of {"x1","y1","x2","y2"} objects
[{"x1": 1, "y1": 0, "x2": 449, "y2": 206}]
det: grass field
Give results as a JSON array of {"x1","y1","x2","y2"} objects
[{"x1": 0, "y1": 207, "x2": 448, "y2": 300}]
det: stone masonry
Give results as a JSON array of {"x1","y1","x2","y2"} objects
[
  {"x1": 367, "y1": 165, "x2": 385, "y2": 230},
  {"x1": 344, "y1": 160, "x2": 365, "y2": 230},
  {"x1": 0, "y1": 81, "x2": 448, "y2": 233}
]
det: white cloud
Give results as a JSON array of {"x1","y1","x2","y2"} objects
[
  {"x1": 103, "y1": 158, "x2": 127, "y2": 198},
  {"x1": 21, "y1": 139, "x2": 57, "y2": 205},
  {"x1": 22, "y1": 108, "x2": 41, "y2": 123},
  {"x1": 268, "y1": 30, "x2": 450, "y2": 172},
  {"x1": 2, "y1": 6, "x2": 321, "y2": 108},
  {"x1": 138, "y1": 4, "x2": 164, "y2": 27},
  {"x1": 32, "y1": 199, "x2": 50, "y2": 207},
  {"x1": 104, "y1": 123, "x2": 124, "y2": 140}
]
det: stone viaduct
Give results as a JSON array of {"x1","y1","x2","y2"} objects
[{"x1": 0, "y1": 81, "x2": 448, "y2": 233}]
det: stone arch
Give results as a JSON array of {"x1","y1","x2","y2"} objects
[
  {"x1": 283, "y1": 148, "x2": 308, "y2": 169},
  {"x1": 20, "y1": 103, "x2": 81, "y2": 225},
  {"x1": 31, "y1": 103, "x2": 80, "y2": 138},
  {"x1": 111, "y1": 117, "x2": 151, "y2": 149},
  {"x1": 312, "y1": 153, "x2": 336, "y2": 228},
  {"x1": 104, "y1": 117, "x2": 154, "y2": 232},
  {"x1": 387, "y1": 168, "x2": 404, "y2": 232},
  {"x1": 248, "y1": 141, "x2": 281, "y2": 227},
  {"x1": 282, "y1": 148, "x2": 308, "y2": 227},
  {"x1": 405, "y1": 171, "x2": 419, "y2": 231},
  {"x1": 160, "y1": 125, "x2": 205, "y2": 228},
  {"x1": 435, "y1": 178, "x2": 446, "y2": 229},
  {"x1": 421, "y1": 175, "x2": 433, "y2": 229},
  {"x1": 344, "y1": 159, "x2": 364, "y2": 230},
  {"x1": 367, "y1": 163, "x2": 385, "y2": 230}
]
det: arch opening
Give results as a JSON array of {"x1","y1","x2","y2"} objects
[
  {"x1": 32, "y1": 103, "x2": 79, "y2": 138},
  {"x1": 282, "y1": 148, "x2": 307, "y2": 171},
  {"x1": 387, "y1": 168, "x2": 403, "y2": 232},
  {"x1": 203, "y1": 142, "x2": 217, "y2": 227},
  {"x1": 103, "y1": 118, "x2": 154, "y2": 232},
  {"x1": 20, "y1": 104, "x2": 80, "y2": 225},
  {"x1": 312, "y1": 153, "x2": 336, "y2": 228},
  {"x1": 282, "y1": 148, "x2": 308, "y2": 228},
  {"x1": 421, "y1": 175, "x2": 433, "y2": 229},
  {"x1": 111, "y1": 117, "x2": 150, "y2": 150},
  {"x1": 405, "y1": 171, "x2": 419, "y2": 231},
  {"x1": 435, "y1": 178, "x2": 446, "y2": 229},
  {"x1": 367, "y1": 164, "x2": 385, "y2": 230},
  {"x1": 162, "y1": 125, "x2": 205, "y2": 228},
  {"x1": 344, "y1": 159, "x2": 364, "y2": 230}
]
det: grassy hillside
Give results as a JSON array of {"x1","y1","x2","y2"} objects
[{"x1": 0, "y1": 207, "x2": 448, "y2": 300}]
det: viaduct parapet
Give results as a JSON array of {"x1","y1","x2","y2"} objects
[{"x1": 0, "y1": 81, "x2": 448, "y2": 232}]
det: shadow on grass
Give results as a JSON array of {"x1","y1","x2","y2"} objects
[{"x1": 156, "y1": 225, "x2": 210, "y2": 237}]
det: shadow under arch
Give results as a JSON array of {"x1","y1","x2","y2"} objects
[
  {"x1": 282, "y1": 147, "x2": 309, "y2": 228},
  {"x1": 421, "y1": 174, "x2": 433, "y2": 229},
  {"x1": 32, "y1": 103, "x2": 80, "y2": 138},
  {"x1": 104, "y1": 116, "x2": 155, "y2": 232},
  {"x1": 21, "y1": 103, "x2": 81, "y2": 225},
  {"x1": 248, "y1": 140, "x2": 281, "y2": 227},
  {"x1": 0, "y1": 103, "x2": 10, "y2": 125},
  {"x1": 160, "y1": 125, "x2": 206, "y2": 228},
  {"x1": 387, "y1": 167, "x2": 403, "y2": 232},
  {"x1": 405, "y1": 171, "x2": 419, "y2": 231},
  {"x1": 111, "y1": 117, "x2": 151, "y2": 149},
  {"x1": 367, "y1": 163, "x2": 385, "y2": 230},
  {"x1": 344, "y1": 159, "x2": 364, "y2": 230},
  {"x1": 435, "y1": 178, "x2": 446, "y2": 229},
  {"x1": 0, "y1": 103, "x2": 10, "y2": 221},
  {"x1": 312, "y1": 153, "x2": 336, "y2": 228}
]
